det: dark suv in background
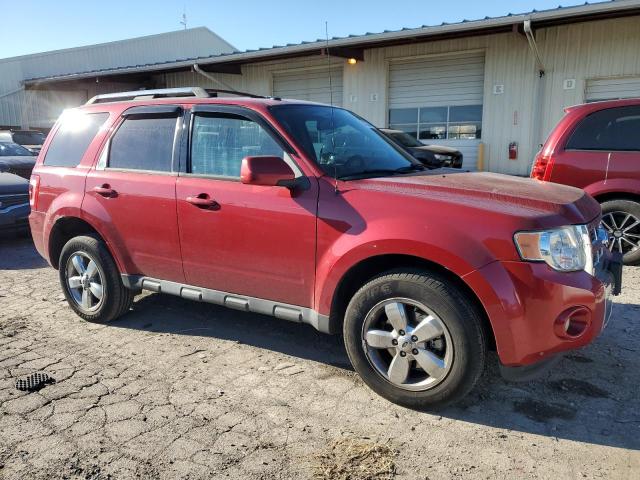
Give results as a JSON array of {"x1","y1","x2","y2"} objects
[
  {"x1": 0, "y1": 129, "x2": 47, "y2": 154},
  {"x1": 380, "y1": 128, "x2": 463, "y2": 169},
  {"x1": 532, "y1": 98, "x2": 640, "y2": 265}
]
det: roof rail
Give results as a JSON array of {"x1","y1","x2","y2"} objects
[
  {"x1": 204, "y1": 88, "x2": 268, "y2": 99},
  {"x1": 86, "y1": 87, "x2": 210, "y2": 104},
  {"x1": 86, "y1": 86, "x2": 271, "y2": 105}
]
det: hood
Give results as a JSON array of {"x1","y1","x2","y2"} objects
[
  {"x1": 0, "y1": 172, "x2": 29, "y2": 195},
  {"x1": 413, "y1": 145, "x2": 460, "y2": 155},
  {"x1": 354, "y1": 171, "x2": 600, "y2": 226}
]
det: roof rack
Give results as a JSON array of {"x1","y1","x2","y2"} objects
[{"x1": 86, "y1": 86, "x2": 270, "y2": 105}]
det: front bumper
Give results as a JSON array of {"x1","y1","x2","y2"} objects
[{"x1": 464, "y1": 252, "x2": 622, "y2": 367}]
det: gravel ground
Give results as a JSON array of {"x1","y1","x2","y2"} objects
[{"x1": 1, "y1": 235, "x2": 639, "y2": 480}]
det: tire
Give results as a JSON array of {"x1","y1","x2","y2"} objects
[
  {"x1": 600, "y1": 199, "x2": 640, "y2": 266},
  {"x1": 343, "y1": 269, "x2": 486, "y2": 409},
  {"x1": 58, "y1": 235, "x2": 134, "y2": 323}
]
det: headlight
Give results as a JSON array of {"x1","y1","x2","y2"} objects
[{"x1": 514, "y1": 225, "x2": 592, "y2": 272}]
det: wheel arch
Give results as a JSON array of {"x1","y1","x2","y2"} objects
[
  {"x1": 327, "y1": 253, "x2": 496, "y2": 351},
  {"x1": 592, "y1": 191, "x2": 640, "y2": 204},
  {"x1": 48, "y1": 216, "x2": 121, "y2": 271}
]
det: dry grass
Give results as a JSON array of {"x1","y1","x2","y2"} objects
[{"x1": 313, "y1": 438, "x2": 397, "y2": 480}]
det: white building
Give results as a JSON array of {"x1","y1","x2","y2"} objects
[
  {"x1": 0, "y1": 27, "x2": 235, "y2": 129},
  {"x1": 12, "y1": 1, "x2": 640, "y2": 175}
]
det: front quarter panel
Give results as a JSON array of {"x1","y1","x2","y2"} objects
[{"x1": 314, "y1": 178, "x2": 519, "y2": 314}]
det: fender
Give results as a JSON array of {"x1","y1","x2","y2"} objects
[
  {"x1": 79, "y1": 192, "x2": 136, "y2": 274},
  {"x1": 313, "y1": 198, "x2": 510, "y2": 315}
]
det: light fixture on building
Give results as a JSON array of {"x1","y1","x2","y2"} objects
[{"x1": 347, "y1": 58, "x2": 357, "y2": 65}]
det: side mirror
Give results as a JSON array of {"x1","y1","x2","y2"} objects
[{"x1": 240, "y1": 156, "x2": 297, "y2": 188}]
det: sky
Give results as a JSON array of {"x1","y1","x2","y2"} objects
[{"x1": 0, "y1": 0, "x2": 606, "y2": 58}]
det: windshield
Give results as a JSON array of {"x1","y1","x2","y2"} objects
[
  {"x1": 270, "y1": 105, "x2": 422, "y2": 179},
  {"x1": 387, "y1": 130, "x2": 423, "y2": 148},
  {"x1": 12, "y1": 131, "x2": 46, "y2": 145},
  {"x1": 0, "y1": 142, "x2": 33, "y2": 156}
]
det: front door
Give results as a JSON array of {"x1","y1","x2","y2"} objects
[{"x1": 176, "y1": 106, "x2": 317, "y2": 307}]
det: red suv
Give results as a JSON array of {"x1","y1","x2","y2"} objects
[
  {"x1": 531, "y1": 98, "x2": 640, "y2": 265},
  {"x1": 29, "y1": 88, "x2": 622, "y2": 408}
]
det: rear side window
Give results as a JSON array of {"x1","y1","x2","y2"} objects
[
  {"x1": 44, "y1": 112, "x2": 109, "y2": 167},
  {"x1": 566, "y1": 106, "x2": 640, "y2": 151},
  {"x1": 109, "y1": 116, "x2": 178, "y2": 172},
  {"x1": 190, "y1": 113, "x2": 283, "y2": 178}
]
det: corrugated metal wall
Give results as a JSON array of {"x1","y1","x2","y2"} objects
[{"x1": 0, "y1": 27, "x2": 236, "y2": 128}]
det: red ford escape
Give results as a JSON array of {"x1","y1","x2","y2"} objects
[
  {"x1": 532, "y1": 98, "x2": 640, "y2": 265},
  {"x1": 29, "y1": 88, "x2": 622, "y2": 408}
]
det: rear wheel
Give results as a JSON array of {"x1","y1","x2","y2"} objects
[
  {"x1": 343, "y1": 270, "x2": 486, "y2": 409},
  {"x1": 59, "y1": 235, "x2": 134, "y2": 322},
  {"x1": 600, "y1": 199, "x2": 640, "y2": 266}
]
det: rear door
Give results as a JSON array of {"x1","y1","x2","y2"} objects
[
  {"x1": 175, "y1": 105, "x2": 317, "y2": 307},
  {"x1": 84, "y1": 105, "x2": 184, "y2": 282}
]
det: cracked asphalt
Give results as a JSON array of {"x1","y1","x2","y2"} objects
[{"x1": 1, "y1": 235, "x2": 639, "y2": 479}]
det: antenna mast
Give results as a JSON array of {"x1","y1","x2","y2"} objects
[
  {"x1": 325, "y1": 21, "x2": 338, "y2": 194},
  {"x1": 180, "y1": 6, "x2": 187, "y2": 30}
]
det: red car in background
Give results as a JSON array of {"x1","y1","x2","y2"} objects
[{"x1": 531, "y1": 98, "x2": 640, "y2": 265}]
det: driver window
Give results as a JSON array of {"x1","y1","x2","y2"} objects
[{"x1": 191, "y1": 113, "x2": 284, "y2": 178}]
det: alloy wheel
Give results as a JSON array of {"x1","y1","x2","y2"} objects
[
  {"x1": 65, "y1": 252, "x2": 104, "y2": 312},
  {"x1": 601, "y1": 211, "x2": 640, "y2": 255},
  {"x1": 361, "y1": 298, "x2": 453, "y2": 391}
]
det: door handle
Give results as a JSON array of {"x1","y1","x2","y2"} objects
[
  {"x1": 93, "y1": 184, "x2": 116, "y2": 197},
  {"x1": 186, "y1": 194, "x2": 220, "y2": 210}
]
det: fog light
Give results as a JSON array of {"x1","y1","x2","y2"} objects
[{"x1": 554, "y1": 306, "x2": 591, "y2": 339}]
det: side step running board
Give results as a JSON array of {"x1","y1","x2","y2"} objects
[{"x1": 121, "y1": 274, "x2": 331, "y2": 334}]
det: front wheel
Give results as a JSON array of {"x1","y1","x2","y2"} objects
[
  {"x1": 59, "y1": 235, "x2": 134, "y2": 323},
  {"x1": 343, "y1": 270, "x2": 486, "y2": 409}
]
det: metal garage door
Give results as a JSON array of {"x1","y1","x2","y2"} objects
[
  {"x1": 586, "y1": 77, "x2": 640, "y2": 102},
  {"x1": 388, "y1": 52, "x2": 485, "y2": 170},
  {"x1": 272, "y1": 67, "x2": 343, "y2": 106}
]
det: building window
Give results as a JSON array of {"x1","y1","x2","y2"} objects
[{"x1": 389, "y1": 104, "x2": 482, "y2": 140}]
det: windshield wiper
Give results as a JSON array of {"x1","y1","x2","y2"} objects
[{"x1": 337, "y1": 163, "x2": 426, "y2": 180}]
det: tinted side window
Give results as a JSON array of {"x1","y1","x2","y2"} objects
[
  {"x1": 566, "y1": 106, "x2": 640, "y2": 151},
  {"x1": 109, "y1": 116, "x2": 177, "y2": 172},
  {"x1": 43, "y1": 112, "x2": 109, "y2": 167},
  {"x1": 190, "y1": 114, "x2": 283, "y2": 178}
]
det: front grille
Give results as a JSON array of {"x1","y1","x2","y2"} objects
[{"x1": 0, "y1": 194, "x2": 29, "y2": 210}]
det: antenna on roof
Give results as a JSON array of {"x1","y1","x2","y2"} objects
[
  {"x1": 325, "y1": 21, "x2": 339, "y2": 194},
  {"x1": 180, "y1": 5, "x2": 188, "y2": 30}
]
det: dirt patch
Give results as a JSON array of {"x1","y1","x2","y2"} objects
[
  {"x1": 513, "y1": 399, "x2": 577, "y2": 423},
  {"x1": 547, "y1": 378, "x2": 610, "y2": 398},
  {"x1": 313, "y1": 438, "x2": 397, "y2": 480}
]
